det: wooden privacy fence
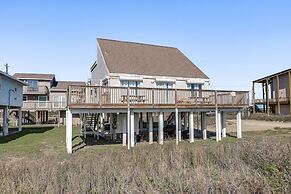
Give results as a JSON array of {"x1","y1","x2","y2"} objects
[{"x1": 67, "y1": 85, "x2": 249, "y2": 108}]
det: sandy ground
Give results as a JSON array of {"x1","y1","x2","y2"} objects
[{"x1": 208, "y1": 119, "x2": 291, "y2": 132}]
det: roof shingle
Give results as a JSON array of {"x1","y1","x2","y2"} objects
[
  {"x1": 97, "y1": 38, "x2": 209, "y2": 79},
  {"x1": 51, "y1": 81, "x2": 86, "y2": 91},
  {"x1": 14, "y1": 73, "x2": 55, "y2": 81}
]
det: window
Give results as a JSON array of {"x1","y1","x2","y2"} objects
[
  {"x1": 53, "y1": 96, "x2": 66, "y2": 108},
  {"x1": 187, "y1": 83, "x2": 203, "y2": 97},
  {"x1": 53, "y1": 96, "x2": 60, "y2": 108},
  {"x1": 121, "y1": 80, "x2": 141, "y2": 87},
  {"x1": 38, "y1": 96, "x2": 47, "y2": 108},
  {"x1": 23, "y1": 96, "x2": 28, "y2": 101},
  {"x1": 187, "y1": 83, "x2": 203, "y2": 90},
  {"x1": 61, "y1": 96, "x2": 66, "y2": 108},
  {"x1": 27, "y1": 80, "x2": 39, "y2": 92},
  {"x1": 156, "y1": 82, "x2": 174, "y2": 89}
]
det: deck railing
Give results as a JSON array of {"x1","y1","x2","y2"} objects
[
  {"x1": 68, "y1": 85, "x2": 249, "y2": 108},
  {"x1": 255, "y1": 97, "x2": 289, "y2": 104},
  {"x1": 22, "y1": 101, "x2": 66, "y2": 110},
  {"x1": 23, "y1": 86, "x2": 49, "y2": 95}
]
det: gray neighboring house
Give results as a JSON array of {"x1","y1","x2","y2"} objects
[
  {"x1": 14, "y1": 73, "x2": 85, "y2": 125},
  {"x1": 0, "y1": 70, "x2": 26, "y2": 136},
  {"x1": 253, "y1": 68, "x2": 291, "y2": 115}
]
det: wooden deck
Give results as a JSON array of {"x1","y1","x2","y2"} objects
[{"x1": 67, "y1": 85, "x2": 249, "y2": 110}]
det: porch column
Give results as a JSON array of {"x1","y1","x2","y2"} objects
[
  {"x1": 266, "y1": 79, "x2": 270, "y2": 116},
  {"x1": 262, "y1": 83, "x2": 266, "y2": 113},
  {"x1": 158, "y1": 112, "x2": 164, "y2": 145},
  {"x1": 178, "y1": 112, "x2": 182, "y2": 142},
  {"x1": 184, "y1": 112, "x2": 188, "y2": 130},
  {"x1": 215, "y1": 109, "x2": 221, "y2": 142},
  {"x1": 148, "y1": 112, "x2": 153, "y2": 144},
  {"x1": 122, "y1": 114, "x2": 127, "y2": 146},
  {"x1": 18, "y1": 108, "x2": 22, "y2": 132},
  {"x1": 139, "y1": 113, "x2": 143, "y2": 130},
  {"x1": 66, "y1": 109, "x2": 73, "y2": 154},
  {"x1": 130, "y1": 112, "x2": 135, "y2": 147},
  {"x1": 218, "y1": 111, "x2": 222, "y2": 141},
  {"x1": 221, "y1": 112, "x2": 227, "y2": 138},
  {"x1": 189, "y1": 112, "x2": 194, "y2": 143},
  {"x1": 288, "y1": 71, "x2": 291, "y2": 115},
  {"x1": 134, "y1": 113, "x2": 139, "y2": 135},
  {"x1": 236, "y1": 111, "x2": 242, "y2": 138},
  {"x1": 201, "y1": 112, "x2": 207, "y2": 140},
  {"x1": 100, "y1": 113, "x2": 104, "y2": 136},
  {"x1": 252, "y1": 82, "x2": 256, "y2": 114},
  {"x1": 3, "y1": 107, "x2": 8, "y2": 136},
  {"x1": 276, "y1": 75, "x2": 281, "y2": 115},
  {"x1": 109, "y1": 113, "x2": 113, "y2": 139},
  {"x1": 175, "y1": 108, "x2": 179, "y2": 145},
  {"x1": 127, "y1": 109, "x2": 131, "y2": 149}
]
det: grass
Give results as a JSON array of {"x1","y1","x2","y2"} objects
[
  {"x1": 0, "y1": 125, "x2": 290, "y2": 193},
  {"x1": 245, "y1": 113, "x2": 291, "y2": 122}
]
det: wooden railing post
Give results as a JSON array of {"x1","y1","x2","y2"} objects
[
  {"x1": 215, "y1": 90, "x2": 218, "y2": 108},
  {"x1": 175, "y1": 89, "x2": 177, "y2": 107},
  {"x1": 127, "y1": 86, "x2": 130, "y2": 108},
  {"x1": 67, "y1": 85, "x2": 71, "y2": 108},
  {"x1": 152, "y1": 88, "x2": 154, "y2": 108},
  {"x1": 98, "y1": 86, "x2": 102, "y2": 108}
]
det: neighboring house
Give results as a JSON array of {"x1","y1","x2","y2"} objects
[
  {"x1": 14, "y1": 73, "x2": 56, "y2": 124},
  {"x1": 252, "y1": 68, "x2": 291, "y2": 115},
  {"x1": 14, "y1": 73, "x2": 85, "y2": 125},
  {"x1": 90, "y1": 38, "x2": 210, "y2": 89},
  {"x1": 50, "y1": 81, "x2": 86, "y2": 125},
  {"x1": 0, "y1": 70, "x2": 26, "y2": 136}
]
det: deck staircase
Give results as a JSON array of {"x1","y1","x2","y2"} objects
[
  {"x1": 166, "y1": 112, "x2": 185, "y2": 125},
  {"x1": 81, "y1": 113, "x2": 104, "y2": 138}
]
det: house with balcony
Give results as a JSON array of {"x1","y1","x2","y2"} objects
[
  {"x1": 0, "y1": 70, "x2": 26, "y2": 136},
  {"x1": 91, "y1": 38, "x2": 210, "y2": 89},
  {"x1": 14, "y1": 73, "x2": 85, "y2": 125},
  {"x1": 64, "y1": 38, "x2": 249, "y2": 154},
  {"x1": 252, "y1": 68, "x2": 291, "y2": 115}
]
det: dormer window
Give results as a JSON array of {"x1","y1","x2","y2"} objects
[{"x1": 27, "y1": 80, "x2": 39, "y2": 92}]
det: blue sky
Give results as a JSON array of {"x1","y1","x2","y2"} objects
[{"x1": 1, "y1": 0, "x2": 291, "y2": 92}]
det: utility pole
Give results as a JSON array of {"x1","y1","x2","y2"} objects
[{"x1": 5, "y1": 63, "x2": 9, "y2": 74}]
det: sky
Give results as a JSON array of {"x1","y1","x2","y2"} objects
[{"x1": 1, "y1": 0, "x2": 291, "y2": 93}]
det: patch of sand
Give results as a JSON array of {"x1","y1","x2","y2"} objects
[{"x1": 208, "y1": 119, "x2": 291, "y2": 132}]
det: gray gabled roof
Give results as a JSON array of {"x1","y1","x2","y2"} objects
[
  {"x1": 51, "y1": 81, "x2": 86, "y2": 91},
  {"x1": 0, "y1": 70, "x2": 27, "y2": 85},
  {"x1": 14, "y1": 73, "x2": 55, "y2": 81},
  {"x1": 96, "y1": 38, "x2": 209, "y2": 79},
  {"x1": 253, "y1": 68, "x2": 291, "y2": 83}
]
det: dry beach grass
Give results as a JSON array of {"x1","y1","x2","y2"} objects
[{"x1": 0, "y1": 126, "x2": 290, "y2": 193}]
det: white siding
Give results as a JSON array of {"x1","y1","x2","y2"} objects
[
  {"x1": 91, "y1": 42, "x2": 110, "y2": 86},
  {"x1": 176, "y1": 80, "x2": 187, "y2": 89},
  {"x1": 0, "y1": 74, "x2": 24, "y2": 107},
  {"x1": 109, "y1": 77, "x2": 120, "y2": 87},
  {"x1": 142, "y1": 78, "x2": 155, "y2": 88},
  {"x1": 105, "y1": 73, "x2": 210, "y2": 89}
]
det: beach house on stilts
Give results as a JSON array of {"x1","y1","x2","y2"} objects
[
  {"x1": 0, "y1": 70, "x2": 26, "y2": 136},
  {"x1": 65, "y1": 38, "x2": 249, "y2": 153}
]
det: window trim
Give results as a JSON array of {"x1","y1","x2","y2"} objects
[{"x1": 38, "y1": 96, "x2": 47, "y2": 108}]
